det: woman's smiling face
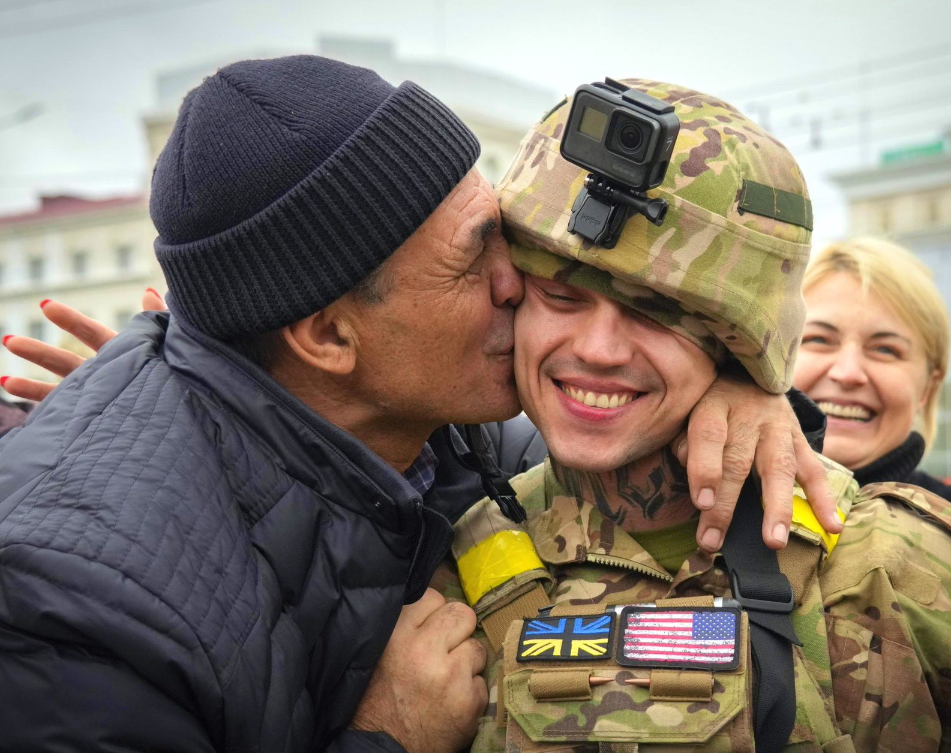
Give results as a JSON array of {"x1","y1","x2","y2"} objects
[{"x1": 793, "y1": 271, "x2": 938, "y2": 470}]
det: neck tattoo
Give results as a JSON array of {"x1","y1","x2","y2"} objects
[{"x1": 551, "y1": 448, "x2": 696, "y2": 533}]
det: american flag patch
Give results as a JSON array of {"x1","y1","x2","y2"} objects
[
  {"x1": 616, "y1": 607, "x2": 740, "y2": 671},
  {"x1": 516, "y1": 614, "x2": 615, "y2": 661}
]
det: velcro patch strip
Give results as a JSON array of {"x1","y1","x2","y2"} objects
[{"x1": 738, "y1": 180, "x2": 813, "y2": 231}]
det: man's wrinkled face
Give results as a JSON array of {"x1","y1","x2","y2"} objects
[
  {"x1": 345, "y1": 169, "x2": 523, "y2": 432},
  {"x1": 515, "y1": 274, "x2": 717, "y2": 473}
]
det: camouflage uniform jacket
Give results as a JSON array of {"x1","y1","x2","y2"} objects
[{"x1": 445, "y1": 460, "x2": 951, "y2": 753}]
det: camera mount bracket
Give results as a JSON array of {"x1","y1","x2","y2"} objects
[{"x1": 567, "y1": 174, "x2": 669, "y2": 249}]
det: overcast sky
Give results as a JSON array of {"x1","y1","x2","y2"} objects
[{"x1": 2, "y1": 0, "x2": 950, "y2": 245}]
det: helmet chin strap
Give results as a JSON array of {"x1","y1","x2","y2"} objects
[{"x1": 442, "y1": 424, "x2": 527, "y2": 524}]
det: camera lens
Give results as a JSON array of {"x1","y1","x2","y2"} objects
[
  {"x1": 608, "y1": 113, "x2": 652, "y2": 163},
  {"x1": 618, "y1": 122, "x2": 643, "y2": 153}
]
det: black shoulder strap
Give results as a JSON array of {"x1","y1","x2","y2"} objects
[
  {"x1": 719, "y1": 477, "x2": 801, "y2": 753},
  {"x1": 441, "y1": 424, "x2": 527, "y2": 523}
]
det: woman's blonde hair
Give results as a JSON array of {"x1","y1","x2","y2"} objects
[{"x1": 803, "y1": 237, "x2": 950, "y2": 450}]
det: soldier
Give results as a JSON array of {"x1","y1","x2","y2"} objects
[{"x1": 447, "y1": 80, "x2": 951, "y2": 753}]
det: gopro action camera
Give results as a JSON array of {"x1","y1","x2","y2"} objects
[{"x1": 560, "y1": 79, "x2": 680, "y2": 247}]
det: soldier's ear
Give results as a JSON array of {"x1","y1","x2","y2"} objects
[{"x1": 281, "y1": 304, "x2": 357, "y2": 376}]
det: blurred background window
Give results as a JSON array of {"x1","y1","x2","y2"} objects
[
  {"x1": 27, "y1": 257, "x2": 44, "y2": 283},
  {"x1": 114, "y1": 309, "x2": 134, "y2": 329},
  {"x1": 27, "y1": 320, "x2": 43, "y2": 341},
  {"x1": 70, "y1": 251, "x2": 87, "y2": 278},
  {"x1": 115, "y1": 245, "x2": 132, "y2": 272}
]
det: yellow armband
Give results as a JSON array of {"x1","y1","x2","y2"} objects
[
  {"x1": 456, "y1": 530, "x2": 545, "y2": 606},
  {"x1": 791, "y1": 494, "x2": 844, "y2": 554}
]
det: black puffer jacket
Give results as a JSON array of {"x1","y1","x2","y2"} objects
[{"x1": 0, "y1": 312, "x2": 463, "y2": 752}]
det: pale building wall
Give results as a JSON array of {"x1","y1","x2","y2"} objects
[
  {"x1": 849, "y1": 186, "x2": 951, "y2": 236},
  {"x1": 0, "y1": 202, "x2": 162, "y2": 389}
]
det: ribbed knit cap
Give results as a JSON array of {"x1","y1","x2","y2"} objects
[{"x1": 152, "y1": 55, "x2": 480, "y2": 339}]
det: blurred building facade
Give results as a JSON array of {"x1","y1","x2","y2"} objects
[
  {"x1": 0, "y1": 37, "x2": 557, "y2": 395},
  {"x1": 0, "y1": 195, "x2": 161, "y2": 383},
  {"x1": 143, "y1": 37, "x2": 559, "y2": 183},
  {"x1": 831, "y1": 137, "x2": 951, "y2": 475}
]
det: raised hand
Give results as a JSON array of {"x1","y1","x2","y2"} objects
[
  {"x1": 674, "y1": 375, "x2": 843, "y2": 552},
  {"x1": 2, "y1": 289, "x2": 166, "y2": 402}
]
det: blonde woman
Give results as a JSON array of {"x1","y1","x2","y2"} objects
[{"x1": 793, "y1": 237, "x2": 951, "y2": 498}]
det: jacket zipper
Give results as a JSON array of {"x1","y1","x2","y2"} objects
[
  {"x1": 406, "y1": 499, "x2": 426, "y2": 584},
  {"x1": 584, "y1": 552, "x2": 672, "y2": 582}
]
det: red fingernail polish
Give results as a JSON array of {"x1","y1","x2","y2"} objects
[
  {"x1": 39, "y1": 299, "x2": 51, "y2": 308},
  {"x1": 146, "y1": 287, "x2": 160, "y2": 297},
  {"x1": 0, "y1": 377, "x2": 8, "y2": 388},
  {"x1": 2, "y1": 335, "x2": 12, "y2": 347}
]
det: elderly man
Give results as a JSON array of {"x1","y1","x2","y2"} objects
[
  {"x1": 449, "y1": 79, "x2": 951, "y2": 753},
  {"x1": 0, "y1": 58, "x2": 836, "y2": 753}
]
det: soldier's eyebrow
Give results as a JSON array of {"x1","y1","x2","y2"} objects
[{"x1": 806, "y1": 320, "x2": 838, "y2": 332}]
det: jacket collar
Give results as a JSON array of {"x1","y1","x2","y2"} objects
[{"x1": 158, "y1": 312, "x2": 426, "y2": 531}]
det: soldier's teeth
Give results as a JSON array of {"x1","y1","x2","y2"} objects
[
  {"x1": 817, "y1": 402, "x2": 873, "y2": 421},
  {"x1": 559, "y1": 383, "x2": 635, "y2": 409}
]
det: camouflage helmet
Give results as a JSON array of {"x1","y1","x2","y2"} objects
[{"x1": 497, "y1": 79, "x2": 813, "y2": 393}]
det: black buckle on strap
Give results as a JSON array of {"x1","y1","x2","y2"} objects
[{"x1": 729, "y1": 570, "x2": 795, "y2": 614}]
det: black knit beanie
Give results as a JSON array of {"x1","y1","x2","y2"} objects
[{"x1": 151, "y1": 55, "x2": 480, "y2": 339}]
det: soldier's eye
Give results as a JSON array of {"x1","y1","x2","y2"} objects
[{"x1": 544, "y1": 290, "x2": 580, "y2": 303}]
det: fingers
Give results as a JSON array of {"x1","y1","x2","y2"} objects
[
  {"x1": 459, "y1": 636, "x2": 487, "y2": 678},
  {"x1": 0, "y1": 376, "x2": 55, "y2": 402},
  {"x1": 352, "y1": 590, "x2": 486, "y2": 753},
  {"x1": 683, "y1": 400, "x2": 746, "y2": 552},
  {"x1": 142, "y1": 288, "x2": 167, "y2": 312},
  {"x1": 40, "y1": 300, "x2": 116, "y2": 352},
  {"x1": 424, "y1": 601, "x2": 479, "y2": 652},
  {"x1": 694, "y1": 422, "x2": 755, "y2": 552},
  {"x1": 393, "y1": 589, "x2": 484, "y2": 675},
  {"x1": 465, "y1": 673, "x2": 489, "y2": 723},
  {"x1": 792, "y1": 432, "x2": 842, "y2": 534},
  {"x1": 394, "y1": 587, "x2": 447, "y2": 631},
  {"x1": 754, "y1": 428, "x2": 798, "y2": 550},
  {"x1": 395, "y1": 588, "x2": 478, "y2": 648},
  {"x1": 671, "y1": 430, "x2": 689, "y2": 468},
  {"x1": 683, "y1": 402, "x2": 728, "y2": 515},
  {"x1": 3, "y1": 335, "x2": 85, "y2": 379}
]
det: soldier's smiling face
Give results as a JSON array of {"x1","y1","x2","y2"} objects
[{"x1": 515, "y1": 275, "x2": 717, "y2": 473}]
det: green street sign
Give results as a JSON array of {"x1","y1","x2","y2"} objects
[{"x1": 881, "y1": 140, "x2": 947, "y2": 166}]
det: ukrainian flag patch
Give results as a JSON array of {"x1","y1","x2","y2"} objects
[{"x1": 516, "y1": 614, "x2": 615, "y2": 662}]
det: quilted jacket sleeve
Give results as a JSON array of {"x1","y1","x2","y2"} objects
[
  {"x1": 326, "y1": 730, "x2": 408, "y2": 753},
  {"x1": 0, "y1": 624, "x2": 216, "y2": 752}
]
